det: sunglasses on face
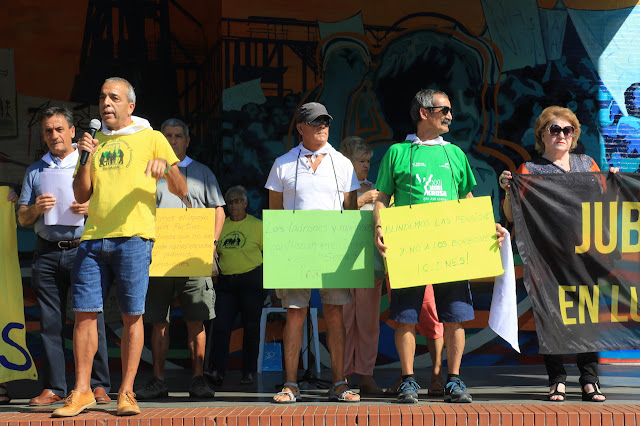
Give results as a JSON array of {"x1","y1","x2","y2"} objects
[
  {"x1": 548, "y1": 124, "x2": 575, "y2": 137},
  {"x1": 227, "y1": 199, "x2": 245, "y2": 205},
  {"x1": 426, "y1": 106, "x2": 452, "y2": 116},
  {"x1": 303, "y1": 117, "x2": 332, "y2": 127}
]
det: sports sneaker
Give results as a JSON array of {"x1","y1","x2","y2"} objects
[
  {"x1": 117, "y1": 391, "x2": 140, "y2": 416},
  {"x1": 396, "y1": 378, "x2": 420, "y2": 403},
  {"x1": 135, "y1": 376, "x2": 168, "y2": 400},
  {"x1": 444, "y1": 377, "x2": 472, "y2": 403},
  {"x1": 189, "y1": 375, "x2": 215, "y2": 398},
  {"x1": 52, "y1": 390, "x2": 96, "y2": 417}
]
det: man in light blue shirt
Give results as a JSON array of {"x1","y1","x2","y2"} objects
[{"x1": 17, "y1": 106, "x2": 111, "y2": 406}]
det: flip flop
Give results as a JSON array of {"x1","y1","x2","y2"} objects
[{"x1": 272, "y1": 382, "x2": 299, "y2": 404}]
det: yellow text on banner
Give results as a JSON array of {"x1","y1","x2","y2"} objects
[
  {"x1": 263, "y1": 210, "x2": 375, "y2": 289},
  {"x1": 150, "y1": 208, "x2": 215, "y2": 277},
  {"x1": 380, "y1": 196, "x2": 503, "y2": 288},
  {"x1": 0, "y1": 187, "x2": 38, "y2": 382}
]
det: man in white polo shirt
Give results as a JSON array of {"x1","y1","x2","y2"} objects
[{"x1": 265, "y1": 102, "x2": 360, "y2": 403}]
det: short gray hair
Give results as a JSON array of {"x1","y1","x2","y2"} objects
[
  {"x1": 225, "y1": 185, "x2": 248, "y2": 202},
  {"x1": 161, "y1": 118, "x2": 189, "y2": 138},
  {"x1": 104, "y1": 77, "x2": 136, "y2": 103},
  {"x1": 409, "y1": 89, "x2": 449, "y2": 126},
  {"x1": 340, "y1": 136, "x2": 373, "y2": 162},
  {"x1": 37, "y1": 105, "x2": 74, "y2": 128}
]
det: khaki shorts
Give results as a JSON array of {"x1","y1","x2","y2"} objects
[
  {"x1": 275, "y1": 288, "x2": 352, "y2": 308},
  {"x1": 144, "y1": 276, "x2": 215, "y2": 323}
]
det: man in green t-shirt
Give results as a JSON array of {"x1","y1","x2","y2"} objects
[{"x1": 374, "y1": 89, "x2": 478, "y2": 404}]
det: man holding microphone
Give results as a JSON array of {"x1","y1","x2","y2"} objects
[{"x1": 53, "y1": 77, "x2": 187, "y2": 417}]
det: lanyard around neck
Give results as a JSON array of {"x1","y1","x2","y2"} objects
[{"x1": 293, "y1": 150, "x2": 342, "y2": 213}]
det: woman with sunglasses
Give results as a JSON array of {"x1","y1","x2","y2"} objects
[{"x1": 500, "y1": 106, "x2": 614, "y2": 402}]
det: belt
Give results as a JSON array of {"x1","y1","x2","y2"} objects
[{"x1": 37, "y1": 236, "x2": 81, "y2": 250}]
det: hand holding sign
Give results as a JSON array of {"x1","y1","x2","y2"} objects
[{"x1": 379, "y1": 196, "x2": 503, "y2": 288}]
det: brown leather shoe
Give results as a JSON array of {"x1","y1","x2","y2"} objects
[
  {"x1": 52, "y1": 390, "x2": 96, "y2": 417},
  {"x1": 93, "y1": 387, "x2": 111, "y2": 404},
  {"x1": 117, "y1": 391, "x2": 140, "y2": 416},
  {"x1": 29, "y1": 389, "x2": 64, "y2": 406}
]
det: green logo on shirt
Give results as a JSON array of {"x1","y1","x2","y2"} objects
[
  {"x1": 97, "y1": 139, "x2": 132, "y2": 170},
  {"x1": 221, "y1": 231, "x2": 246, "y2": 248}
]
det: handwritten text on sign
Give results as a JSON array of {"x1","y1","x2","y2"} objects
[
  {"x1": 380, "y1": 196, "x2": 503, "y2": 288},
  {"x1": 150, "y1": 209, "x2": 215, "y2": 277},
  {"x1": 263, "y1": 210, "x2": 374, "y2": 289}
]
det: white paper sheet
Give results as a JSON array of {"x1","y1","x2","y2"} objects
[
  {"x1": 40, "y1": 168, "x2": 84, "y2": 227},
  {"x1": 489, "y1": 230, "x2": 520, "y2": 352}
]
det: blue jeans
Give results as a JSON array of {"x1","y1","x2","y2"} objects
[
  {"x1": 31, "y1": 241, "x2": 110, "y2": 397},
  {"x1": 72, "y1": 237, "x2": 154, "y2": 315}
]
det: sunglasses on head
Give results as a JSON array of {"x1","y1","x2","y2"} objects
[
  {"x1": 426, "y1": 106, "x2": 452, "y2": 116},
  {"x1": 548, "y1": 124, "x2": 575, "y2": 137},
  {"x1": 303, "y1": 117, "x2": 332, "y2": 127}
]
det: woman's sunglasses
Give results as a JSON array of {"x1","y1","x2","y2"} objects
[{"x1": 548, "y1": 124, "x2": 575, "y2": 137}]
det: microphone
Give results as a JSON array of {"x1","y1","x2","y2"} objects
[{"x1": 80, "y1": 119, "x2": 102, "y2": 166}]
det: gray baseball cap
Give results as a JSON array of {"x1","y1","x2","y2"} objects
[{"x1": 296, "y1": 102, "x2": 333, "y2": 123}]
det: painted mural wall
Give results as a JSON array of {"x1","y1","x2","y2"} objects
[
  {"x1": 217, "y1": 0, "x2": 640, "y2": 368},
  {"x1": 4, "y1": 0, "x2": 640, "y2": 377}
]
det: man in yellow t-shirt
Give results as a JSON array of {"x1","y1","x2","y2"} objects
[{"x1": 53, "y1": 77, "x2": 187, "y2": 418}]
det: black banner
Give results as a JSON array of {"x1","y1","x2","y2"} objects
[{"x1": 511, "y1": 172, "x2": 640, "y2": 354}]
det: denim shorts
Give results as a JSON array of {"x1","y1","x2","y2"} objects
[
  {"x1": 72, "y1": 237, "x2": 154, "y2": 315},
  {"x1": 389, "y1": 280, "x2": 474, "y2": 324}
]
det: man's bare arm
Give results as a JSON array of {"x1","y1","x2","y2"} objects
[
  {"x1": 73, "y1": 132, "x2": 97, "y2": 203},
  {"x1": 213, "y1": 206, "x2": 225, "y2": 242},
  {"x1": 343, "y1": 190, "x2": 357, "y2": 210},
  {"x1": 269, "y1": 190, "x2": 284, "y2": 210},
  {"x1": 17, "y1": 194, "x2": 57, "y2": 227},
  {"x1": 373, "y1": 191, "x2": 391, "y2": 258}
]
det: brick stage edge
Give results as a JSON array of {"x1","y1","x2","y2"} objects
[{"x1": 2, "y1": 404, "x2": 640, "y2": 426}]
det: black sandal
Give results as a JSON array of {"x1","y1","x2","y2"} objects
[
  {"x1": 581, "y1": 382, "x2": 605, "y2": 402},
  {"x1": 547, "y1": 382, "x2": 566, "y2": 402}
]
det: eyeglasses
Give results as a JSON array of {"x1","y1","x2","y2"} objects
[
  {"x1": 548, "y1": 124, "x2": 575, "y2": 137},
  {"x1": 426, "y1": 106, "x2": 452, "y2": 116},
  {"x1": 303, "y1": 117, "x2": 332, "y2": 127},
  {"x1": 227, "y1": 199, "x2": 245, "y2": 205}
]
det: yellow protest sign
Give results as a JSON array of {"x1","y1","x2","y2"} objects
[
  {"x1": 0, "y1": 187, "x2": 38, "y2": 382},
  {"x1": 150, "y1": 208, "x2": 215, "y2": 277},
  {"x1": 379, "y1": 196, "x2": 503, "y2": 288}
]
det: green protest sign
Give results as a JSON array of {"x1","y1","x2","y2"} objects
[{"x1": 263, "y1": 210, "x2": 375, "y2": 289}]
